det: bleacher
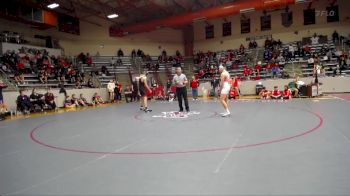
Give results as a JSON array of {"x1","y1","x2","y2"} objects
[
  {"x1": 7, "y1": 73, "x2": 76, "y2": 88},
  {"x1": 194, "y1": 38, "x2": 350, "y2": 81}
]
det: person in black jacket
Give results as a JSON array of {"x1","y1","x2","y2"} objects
[
  {"x1": 17, "y1": 90, "x2": 32, "y2": 114},
  {"x1": 30, "y1": 88, "x2": 45, "y2": 111}
]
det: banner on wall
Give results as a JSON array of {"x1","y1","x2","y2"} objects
[
  {"x1": 205, "y1": 25, "x2": 214, "y2": 39},
  {"x1": 281, "y1": 11, "x2": 293, "y2": 27},
  {"x1": 240, "y1": 18, "x2": 250, "y2": 34},
  {"x1": 222, "y1": 22, "x2": 231, "y2": 37},
  {"x1": 260, "y1": 15, "x2": 271, "y2": 31}
]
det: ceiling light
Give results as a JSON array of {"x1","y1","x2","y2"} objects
[
  {"x1": 240, "y1": 8, "x2": 255, "y2": 14},
  {"x1": 295, "y1": 0, "x2": 311, "y2": 4},
  {"x1": 107, "y1": 14, "x2": 119, "y2": 19},
  {"x1": 47, "y1": 3, "x2": 59, "y2": 9}
]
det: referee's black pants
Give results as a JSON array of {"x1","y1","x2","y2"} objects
[{"x1": 176, "y1": 87, "x2": 189, "y2": 112}]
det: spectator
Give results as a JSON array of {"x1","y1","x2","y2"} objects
[
  {"x1": 271, "y1": 86, "x2": 282, "y2": 99},
  {"x1": 107, "y1": 80, "x2": 115, "y2": 102},
  {"x1": 71, "y1": 94, "x2": 81, "y2": 106},
  {"x1": 132, "y1": 80, "x2": 139, "y2": 102},
  {"x1": 79, "y1": 94, "x2": 90, "y2": 106},
  {"x1": 124, "y1": 86, "x2": 133, "y2": 103},
  {"x1": 117, "y1": 48, "x2": 124, "y2": 57},
  {"x1": 282, "y1": 85, "x2": 292, "y2": 100},
  {"x1": 92, "y1": 92, "x2": 104, "y2": 105},
  {"x1": 332, "y1": 30, "x2": 339, "y2": 44},
  {"x1": 131, "y1": 49, "x2": 136, "y2": 59},
  {"x1": 87, "y1": 78, "x2": 94, "y2": 88},
  {"x1": 30, "y1": 88, "x2": 45, "y2": 111},
  {"x1": 166, "y1": 79, "x2": 172, "y2": 92},
  {"x1": 259, "y1": 87, "x2": 270, "y2": 99},
  {"x1": 110, "y1": 57, "x2": 116, "y2": 68},
  {"x1": 339, "y1": 56, "x2": 347, "y2": 70},
  {"x1": 307, "y1": 56, "x2": 315, "y2": 68},
  {"x1": 86, "y1": 53, "x2": 92, "y2": 66},
  {"x1": 310, "y1": 33, "x2": 319, "y2": 45},
  {"x1": 64, "y1": 95, "x2": 75, "y2": 108},
  {"x1": 101, "y1": 65, "x2": 109, "y2": 77},
  {"x1": 271, "y1": 65, "x2": 280, "y2": 79},
  {"x1": 0, "y1": 80, "x2": 7, "y2": 105},
  {"x1": 114, "y1": 81, "x2": 122, "y2": 101},
  {"x1": 14, "y1": 69, "x2": 25, "y2": 84},
  {"x1": 288, "y1": 80, "x2": 299, "y2": 97},
  {"x1": 254, "y1": 61, "x2": 262, "y2": 76},
  {"x1": 231, "y1": 76, "x2": 240, "y2": 97},
  {"x1": 17, "y1": 89, "x2": 32, "y2": 114},
  {"x1": 117, "y1": 58, "x2": 122, "y2": 67},
  {"x1": 288, "y1": 44, "x2": 295, "y2": 60},
  {"x1": 44, "y1": 88, "x2": 56, "y2": 110},
  {"x1": 190, "y1": 76, "x2": 199, "y2": 100},
  {"x1": 38, "y1": 69, "x2": 48, "y2": 84}
]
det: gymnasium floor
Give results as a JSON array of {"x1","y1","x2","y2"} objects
[{"x1": 1, "y1": 97, "x2": 350, "y2": 195}]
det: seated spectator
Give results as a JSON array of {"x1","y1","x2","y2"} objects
[
  {"x1": 17, "y1": 89, "x2": 32, "y2": 114},
  {"x1": 263, "y1": 49, "x2": 272, "y2": 62},
  {"x1": 259, "y1": 87, "x2": 270, "y2": 99},
  {"x1": 110, "y1": 57, "x2": 116, "y2": 68},
  {"x1": 38, "y1": 69, "x2": 48, "y2": 84},
  {"x1": 310, "y1": 33, "x2": 319, "y2": 45},
  {"x1": 0, "y1": 102, "x2": 10, "y2": 121},
  {"x1": 87, "y1": 78, "x2": 94, "y2": 88},
  {"x1": 101, "y1": 65, "x2": 109, "y2": 77},
  {"x1": 64, "y1": 95, "x2": 76, "y2": 108},
  {"x1": 117, "y1": 58, "x2": 122, "y2": 66},
  {"x1": 71, "y1": 94, "x2": 81, "y2": 106},
  {"x1": 243, "y1": 66, "x2": 251, "y2": 78},
  {"x1": 239, "y1": 44, "x2": 245, "y2": 54},
  {"x1": 44, "y1": 88, "x2": 56, "y2": 110},
  {"x1": 14, "y1": 70, "x2": 25, "y2": 84},
  {"x1": 30, "y1": 88, "x2": 45, "y2": 111},
  {"x1": 271, "y1": 86, "x2": 282, "y2": 99},
  {"x1": 79, "y1": 94, "x2": 91, "y2": 106},
  {"x1": 124, "y1": 86, "x2": 133, "y2": 103},
  {"x1": 92, "y1": 92, "x2": 104, "y2": 105},
  {"x1": 86, "y1": 53, "x2": 92, "y2": 65},
  {"x1": 254, "y1": 61, "x2": 262, "y2": 76},
  {"x1": 271, "y1": 65, "x2": 280, "y2": 78},
  {"x1": 282, "y1": 85, "x2": 292, "y2": 100},
  {"x1": 288, "y1": 80, "x2": 299, "y2": 97},
  {"x1": 339, "y1": 56, "x2": 347, "y2": 70}
]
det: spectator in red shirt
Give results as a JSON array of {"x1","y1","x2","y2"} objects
[
  {"x1": 254, "y1": 61, "x2": 262, "y2": 76},
  {"x1": 243, "y1": 66, "x2": 251, "y2": 79},
  {"x1": 86, "y1": 53, "x2": 92, "y2": 65},
  {"x1": 271, "y1": 86, "x2": 282, "y2": 99},
  {"x1": 190, "y1": 76, "x2": 199, "y2": 100},
  {"x1": 282, "y1": 85, "x2": 292, "y2": 100},
  {"x1": 232, "y1": 76, "x2": 239, "y2": 96},
  {"x1": 114, "y1": 81, "x2": 122, "y2": 101}
]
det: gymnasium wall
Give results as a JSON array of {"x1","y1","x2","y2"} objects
[
  {"x1": 0, "y1": 18, "x2": 184, "y2": 56},
  {"x1": 193, "y1": 0, "x2": 350, "y2": 52}
]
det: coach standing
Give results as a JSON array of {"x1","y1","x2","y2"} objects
[{"x1": 173, "y1": 67, "x2": 190, "y2": 112}]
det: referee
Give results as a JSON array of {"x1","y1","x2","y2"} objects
[{"x1": 173, "y1": 66, "x2": 190, "y2": 112}]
